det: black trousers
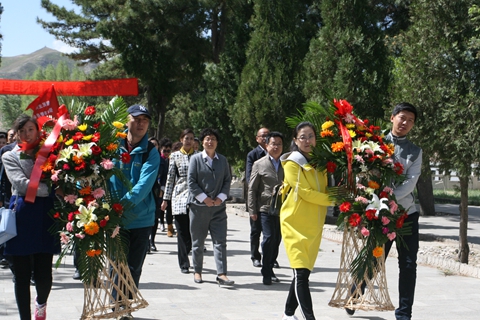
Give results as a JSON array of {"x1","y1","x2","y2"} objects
[
  {"x1": 250, "y1": 216, "x2": 262, "y2": 261},
  {"x1": 12, "y1": 253, "x2": 54, "y2": 320},
  {"x1": 175, "y1": 212, "x2": 192, "y2": 269},
  {"x1": 260, "y1": 212, "x2": 281, "y2": 278},
  {"x1": 385, "y1": 211, "x2": 419, "y2": 320},
  {"x1": 285, "y1": 268, "x2": 315, "y2": 320}
]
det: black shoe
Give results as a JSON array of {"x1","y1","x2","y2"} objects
[
  {"x1": 252, "y1": 259, "x2": 262, "y2": 267},
  {"x1": 271, "y1": 276, "x2": 280, "y2": 283},
  {"x1": 181, "y1": 268, "x2": 190, "y2": 274},
  {"x1": 262, "y1": 276, "x2": 272, "y2": 285},
  {"x1": 216, "y1": 276, "x2": 234, "y2": 286},
  {"x1": 345, "y1": 308, "x2": 355, "y2": 315},
  {"x1": 150, "y1": 244, "x2": 157, "y2": 252},
  {"x1": 194, "y1": 273, "x2": 203, "y2": 283},
  {"x1": 273, "y1": 261, "x2": 280, "y2": 268},
  {"x1": 73, "y1": 269, "x2": 81, "y2": 280}
]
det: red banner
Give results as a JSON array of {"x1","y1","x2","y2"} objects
[
  {"x1": 26, "y1": 85, "x2": 60, "y2": 120},
  {"x1": 0, "y1": 78, "x2": 138, "y2": 96}
]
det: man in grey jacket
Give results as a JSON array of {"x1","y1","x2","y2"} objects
[{"x1": 248, "y1": 132, "x2": 285, "y2": 285}]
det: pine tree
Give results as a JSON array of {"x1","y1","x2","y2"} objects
[
  {"x1": 303, "y1": 0, "x2": 392, "y2": 121},
  {"x1": 392, "y1": 0, "x2": 480, "y2": 264},
  {"x1": 234, "y1": 0, "x2": 310, "y2": 147}
]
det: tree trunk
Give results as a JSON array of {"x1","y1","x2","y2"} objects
[
  {"x1": 458, "y1": 175, "x2": 469, "y2": 264},
  {"x1": 417, "y1": 162, "x2": 436, "y2": 216}
]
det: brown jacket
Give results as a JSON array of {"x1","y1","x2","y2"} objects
[{"x1": 247, "y1": 154, "x2": 284, "y2": 216}]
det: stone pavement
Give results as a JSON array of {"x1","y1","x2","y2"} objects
[{"x1": 1, "y1": 203, "x2": 480, "y2": 320}]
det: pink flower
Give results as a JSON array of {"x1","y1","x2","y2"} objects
[
  {"x1": 355, "y1": 196, "x2": 369, "y2": 204},
  {"x1": 111, "y1": 225, "x2": 120, "y2": 238},
  {"x1": 387, "y1": 232, "x2": 396, "y2": 241},
  {"x1": 64, "y1": 194, "x2": 78, "y2": 204},
  {"x1": 92, "y1": 187, "x2": 105, "y2": 199},
  {"x1": 382, "y1": 227, "x2": 389, "y2": 234},
  {"x1": 381, "y1": 216, "x2": 390, "y2": 225},
  {"x1": 75, "y1": 233, "x2": 85, "y2": 239},
  {"x1": 100, "y1": 159, "x2": 114, "y2": 170},
  {"x1": 66, "y1": 222, "x2": 73, "y2": 232},
  {"x1": 87, "y1": 200, "x2": 99, "y2": 209},
  {"x1": 60, "y1": 232, "x2": 70, "y2": 244},
  {"x1": 382, "y1": 186, "x2": 393, "y2": 195},
  {"x1": 361, "y1": 227, "x2": 370, "y2": 237},
  {"x1": 62, "y1": 115, "x2": 79, "y2": 130},
  {"x1": 51, "y1": 170, "x2": 62, "y2": 182},
  {"x1": 356, "y1": 183, "x2": 366, "y2": 190},
  {"x1": 354, "y1": 155, "x2": 365, "y2": 164},
  {"x1": 389, "y1": 200, "x2": 398, "y2": 214}
]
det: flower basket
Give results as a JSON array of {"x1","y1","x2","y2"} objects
[
  {"x1": 81, "y1": 250, "x2": 148, "y2": 320},
  {"x1": 328, "y1": 225, "x2": 394, "y2": 312}
]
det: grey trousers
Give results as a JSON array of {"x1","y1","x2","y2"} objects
[{"x1": 189, "y1": 204, "x2": 228, "y2": 275}]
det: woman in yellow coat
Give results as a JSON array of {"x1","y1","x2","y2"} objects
[{"x1": 280, "y1": 121, "x2": 333, "y2": 320}]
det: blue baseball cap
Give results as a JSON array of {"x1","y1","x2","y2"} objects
[{"x1": 127, "y1": 104, "x2": 151, "y2": 119}]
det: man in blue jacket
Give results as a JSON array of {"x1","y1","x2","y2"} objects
[{"x1": 109, "y1": 104, "x2": 160, "y2": 314}]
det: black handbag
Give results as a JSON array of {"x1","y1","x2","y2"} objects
[{"x1": 268, "y1": 183, "x2": 288, "y2": 216}]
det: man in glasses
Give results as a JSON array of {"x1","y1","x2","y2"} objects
[{"x1": 245, "y1": 127, "x2": 270, "y2": 268}]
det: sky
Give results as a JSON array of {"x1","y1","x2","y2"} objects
[{"x1": 1, "y1": 0, "x2": 77, "y2": 57}]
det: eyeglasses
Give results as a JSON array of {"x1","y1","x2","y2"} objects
[
  {"x1": 268, "y1": 143, "x2": 283, "y2": 148},
  {"x1": 162, "y1": 149, "x2": 171, "y2": 153},
  {"x1": 297, "y1": 134, "x2": 315, "y2": 142},
  {"x1": 204, "y1": 137, "x2": 217, "y2": 142}
]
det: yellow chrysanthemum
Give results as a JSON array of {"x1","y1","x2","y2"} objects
[
  {"x1": 65, "y1": 139, "x2": 74, "y2": 146},
  {"x1": 386, "y1": 143, "x2": 395, "y2": 155},
  {"x1": 346, "y1": 123, "x2": 356, "y2": 129},
  {"x1": 77, "y1": 123, "x2": 88, "y2": 132},
  {"x1": 348, "y1": 130, "x2": 356, "y2": 138},
  {"x1": 373, "y1": 246, "x2": 383, "y2": 258},
  {"x1": 331, "y1": 142, "x2": 345, "y2": 152},
  {"x1": 113, "y1": 121, "x2": 125, "y2": 129},
  {"x1": 82, "y1": 134, "x2": 93, "y2": 141},
  {"x1": 57, "y1": 135, "x2": 64, "y2": 143},
  {"x1": 116, "y1": 132, "x2": 127, "y2": 139},
  {"x1": 84, "y1": 221, "x2": 100, "y2": 236},
  {"x1": 321, "y1": 120, "x2": 334, "y2": 130},
  {"x1": 365, "y1": 132, "x2": 372, "y2": 138},
  {"x1": 321, "y1": 129, "x2": 334, "y2": 138}
]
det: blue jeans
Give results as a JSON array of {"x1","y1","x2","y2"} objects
[
  {"x1": 385, "y1": 211, "x2": 419, "y2": 320},
  {"x1": 260, "y1": 212, "x2": 281, "y2": 278}
]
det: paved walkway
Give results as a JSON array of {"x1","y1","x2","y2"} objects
[{"x1": 1, "y1": 203, "x2": 479, "y2": 319}]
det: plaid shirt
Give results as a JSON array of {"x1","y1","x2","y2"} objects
[{"x1": 163, "y1": 150, "x2": 196, "y2": 215}]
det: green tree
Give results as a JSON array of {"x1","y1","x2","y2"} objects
[
  {"x1": 392, "y1": 0, "x2": 480, "y2": 264},
  {"x1": 39, "y1": 0, "x2": 211, "y2": 139},
  {"x1": 44, "y1": 64, "x2": 57, "y2": 80},
  {"x1": 234, "y1": 0, "x2": 310, "y2": 149},
  {"x1": 31, "y1": 67, "x2": 45, "y2": 80},
  {"x1": 303, "y1": 0, "x2": 392, "y2": 121},
  {"x1": 56, "y1": 60, "x2": 70, "y2": 80},
  {"x1": 0, "y1": 95, "x2": 25, "y2": 129}
]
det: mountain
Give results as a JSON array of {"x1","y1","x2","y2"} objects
[{"x1": 0, "y1": 47, "x2": 95, "y2": 79}]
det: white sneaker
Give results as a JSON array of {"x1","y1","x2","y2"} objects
[{"x1": 282, "y1": 314, "x2": 299, "y2": 320}]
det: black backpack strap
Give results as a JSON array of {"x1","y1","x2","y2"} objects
[{"x1": 142, "y1": 141, "x2": 156, "y2": 164}]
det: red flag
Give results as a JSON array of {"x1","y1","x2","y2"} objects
[{"x1": 26, "y1": 85, "x2": 60, "y2": 119}]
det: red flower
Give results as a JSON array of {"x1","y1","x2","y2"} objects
[
  {"x1": 326, "y1": 161, "x2": 337, "y2": 173},
  {"x1": 333, "y1": 99, "x2": 354, "y2": 117},
  {"x1": 68, "y1": 212, "x2": 74, "y2": 221},
  {"x1": 93, "y1": 122, "x2": 101, "y2": 129},
  {"x1": 348, "y1": 213, "x2": 361, "y2": 227},
  {"x1": 63, "y1": 164, "x2": 71, "y2": 170},
  {"x1": 396, "y1": 213, "x2": 408, "y2": 228},
  {"x1": 73, "y1": 132, "x2": 84, "y2": 141},
  {"x1": 53, "y1": 212, "x2": 61, "y2": 219},
  {"x1": 90, "y1": 159, "x2": 96, "y2": 165},
  {"x1": 339, "y1": 202, "x2": 352, "y2": 213},
  {"x1": 83, "y1": 195, "x2": 95, "y2": 205},
  {"x1": 99, "y1": 219, "x2": 107, "y2": 228},
  {"x1": 365, "y1": 209, "x2": 377, "y2": 221},
  {"x1": 91, "y1": 145, "x2": 102, "y2": 156},
  {"x1": 85, "y1": 106, "x2": 96, "y2": 116},
  {"x1": 91, "y1": 132, "x2": 101, "y2": 142},
  {"x1": 48, "y1": 154, "x2": 57, "y2": 163},
  {"x1": 393, "y1": 162, "x2": 404, "y2": 175},
  {"x1": 112, "y1": 203, "x2": 123, "y2": 214},
  {"x1": 379, "y1": 191, "x2": 389, "y2": 199},
  {"x1": 75, "y1": 162, "x2": 86, "y2": 171},
  {"x1": 121, "y1": 152, "x2": 131, "y2": 164}
]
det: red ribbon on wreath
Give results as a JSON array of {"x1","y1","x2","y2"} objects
[{"x1": 25, "y1": 106, "x2": 70, "y2": 203}]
